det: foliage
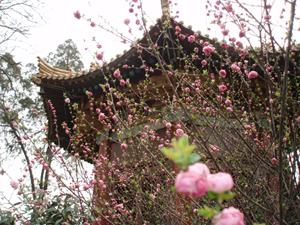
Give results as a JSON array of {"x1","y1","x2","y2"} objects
[{"x1": 45, "y1": 39, "x2": 84, "y2": 72}]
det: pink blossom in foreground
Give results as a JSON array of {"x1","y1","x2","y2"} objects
[
  {"x1": 5, "y1": 106, "x2": 10, "y2": 110},
  {"x1": 222, "y1": 29, "x2": 229, "y2": 36},
  {"x1": 207, "y1": 172, "x2": 234, "y2": 194},
  {"x1": 96, "y1": 53, "x2": 103, "y2": 60},
  {"x1": 188, "y1": 35, "x2": 195, "y2": 43},
  {"x1": 175, "y1": 163, "x2": 210, "y2": 197},
  {"x1": 201, "y1": 60, "x2": 207, "y2": 66},
  {"x1": 10, "y1": 181, "x2": 18, "y2": 190},
  {"x1": 248, "y1": 71, "x2": 258, "y2": 79},
  {"x1": 113, "y1": 70, "x2": 121, "y2": 78},
  {"x1": 124, "y1": 18, "x2": 130, "y2": 25},
  {"x1": 236, "y1": 41, "x2": 243, "y2": 47},
  {"x1": 239, "y1": 30, "x2": 246, "y2": 38},
  {"x1": 121, "y1": 143, "x2": 127, "y2": 149},
  {"x1": 99, "y1": 113, "x2": 105, "y2": 120},
  {"x1": 231, "y1": 64, "x2": 241, "y2": 73},
  {"x1": 180, "y1": 34, "x2": 186, "y2": 40},
  {"x1": 297, "y1": 117, "x2": 300, "y2": 123},
  {"x1": 225, "y1": 99, "x2": 231, "y2": 106},
  {"x1": 244, "y1": 125, "x2": 251, "y2": 130},
  {"x1": 65, "y1": 98, "x2": 70, "y2": 104},
  {"x1": 226, "y1": 107, "x2": 233, "y2": 112},
  {"x1": 176, "y1": 129, "x2": 186, "y2": 138},
  {"x1": 119, "y1": 80, "x2": 126, "y2": 86},
  {"x1": 90, "y1": 22, "x2": 96, "y2": 27},
  {"x1": 73, "y1": 11, "x2": 81, "y2": 19},
  {"x1": 272, "y1": 158, "x2": 277, "y2": 163},
  {"x1": 213, "y1": 207, "x2": 244, "y2": 225},
  {"x1": 203, "y1": 45, "x2": 215, "y2": 56},
  {"x1": 12, "y1": 122, "x2": 18, "y2": 127},
  {"x1": 219, "y1": 84, "x2": 227, "y2": 92},
  {"x1": 219, "y1": 70, "x2": 226, "y2": 78}
]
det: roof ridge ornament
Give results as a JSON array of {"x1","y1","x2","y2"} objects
[{"x1": 161, "y1": 0, "x2": 170, "y2": 21}]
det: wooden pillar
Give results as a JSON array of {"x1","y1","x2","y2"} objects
[
  {"x1": 171, "y1": 121, "x2": 191, "y2": 225},
  {"x1": 92, "y1": 130, "x2": 110, "y2": 225}
]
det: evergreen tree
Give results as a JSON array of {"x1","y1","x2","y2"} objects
[{"x1": 45, "y1": 39, "x2": 84, "y2": 72}]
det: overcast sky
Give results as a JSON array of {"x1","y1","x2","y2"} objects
[{"x1": 11, "y1": 0, "x2": 296, "y2": 70}]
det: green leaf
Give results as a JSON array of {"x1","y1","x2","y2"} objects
[
  {"x1": 188, "y1": 153, "x2": 201, "y2": 164},
  {"x1": 219, "y1": 191, "x2": 236, "y2": 201},
  {"x1": 171, "y1": 186, "x2": 177, "y2": 192},
  {"x1": 207, "y1": 191, "x2": 218, "y2": 199},
  {"x1": 198, "y1": 205, "x2": 219, "y2": 218}
]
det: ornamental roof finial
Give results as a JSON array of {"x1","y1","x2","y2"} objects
[{"x1": 161, "y1": 0, "x2": 170, "y2": 20}]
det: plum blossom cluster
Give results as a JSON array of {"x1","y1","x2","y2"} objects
[
  {"x1": 175, "y1": 162, "x2": 243, "y2": 225},
  {"x1": 175, "y1": 163, "x2": 234, "y2": 196}
]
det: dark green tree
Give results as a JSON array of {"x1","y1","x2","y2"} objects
[{"x1": 45, "y1": 39, "x2": 84, "y2": 72}]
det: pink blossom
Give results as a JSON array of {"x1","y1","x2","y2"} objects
[
  {"x1": 84, "y1": 185, "x2": 89, "y2": 190},
  {"x1": 97, "y1": 44, "x2": 102, "y2": 49},
  {"x1": 226, "y1": 107, "x2": 233, "y2": 112},
  {"x1": 213, "y1": 207, "x2": 244, "y2": 225},
  {"x1": 180, "y1": 34, "x2": 186, "y2": 40},
  {"x1": 272, "y1": 158, "x2": 277, "y2": 163},
  {"x1": 231, "y1": 64, "x2": 241, "y2": 73},
  {"x1": 90, "y1": 22, "x2": 96, "y2": 27},
  {"x1": 269, "y1": 99, "x2": 274, "y2": 104},
  {"x1": 166, "y1": 123, "x2": 171, "y2": 129},
  {"x1": 65, "y1": 98, "x2": 70, "y2": 104},
  {"x1": 244, "y1": 125, "x2": 251, "y2": 130},
  {"x1": 217, "y1": 96, "x2": 223, "y2": 102},
  {"x1": 120, "y1": 80, "x2": 126, "y2": 86},
  {"x1": 201, "y1": 60, "x2": 207, "y2": 66},
  {"x1": 175, "y1": 163, "x2": 210, "y2": 197},
  {"x1": 219, "y1": 70, "x2": 226, "y2": 78},
  {"x1": 99, "y1": 113, "x2": 106, "y2": 120},
  {"x1": 113, "y1": 70, "x2": 121, "y2": 78},
  {"x1": 219, "y1": 84, "x2": 227, "y2": 92},
  {"x1": 12, "y1": 122, "x2": 18, "y2": 127},
  {"x1": 124, "y1": 18, "x2": 130, "y2": 25},
  {"x1": 96, "y1": 53, "x2": 103, "y2": 60},
  {"x1": 239, "y1": 30, "x2": 246, "y2": 38},
  {"x1": 176, "y1": 26, "x2": 181, "y2": 33},
  {"x1": 264, "y1": 15, "x2": 272, "y2": 21},
  {"x1": 203, "y1": 45, "x2": 215, "y2": 56},
  {"x1": 132, "y1": 0, "x2": 138, "y2": 2},
  {"x1": 121, "y1": 143, "x2": 127, "y2": 149},
  {"x1": 188, "y1": 35, "x2": 195, "y2": 43},
  {"x1": 43, "y1": 163, "x2": 49, "y2": 170},
  {"x1": 267, "y1": 4, "x2": 272, "y2": 9},
  {"x1": 207, "y1": 172, "x2": 234, "y2": 194},
  {"x1": 236, "y1": 41, "x2": 243, "y2": 47},
  {"x1": 73, "y1": 11, "x2": 81, "y2": 19},
  {"x1": 225, "y1": 99, "x2": 231, "y2": 105},
  {"x1": 115, "y1": 203, "x2": 124, "y2": 209},
  {"x1": 10, "y1": 181, "x2": 18, "y2": 190},
  {"x1": 248, "y1": 71, "x2": 258, "y2": 79},
  {"x1": 222, "y1": 29, "x2": 229, "y2": 36},
  {"x1": 227, "y1": 4, "x2": 233, "y2": 13},
  {"x1": 98, "y1": 180, "x2": 104, "y2": 186},
  {"x1": 5, "y1": 106, "x2": 10, "y2": 110},
  {"x1": 23, "y1": 135, "x2": 28, "y2": 140},
  {"x1": 176, "y1": 129, "x2": 185, "y2": 138},
  {"x1": 297, "y1": 117, "x2": 300, "y2": 123}
]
